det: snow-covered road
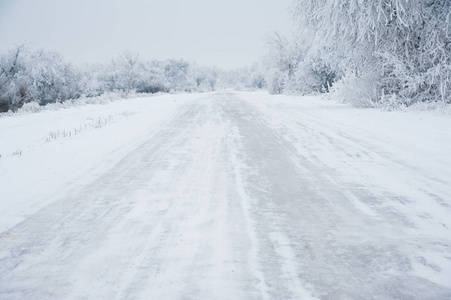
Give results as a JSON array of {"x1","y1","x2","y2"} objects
[{"x1": 1, "y1": 92, "x2": 451, "y2": 299}]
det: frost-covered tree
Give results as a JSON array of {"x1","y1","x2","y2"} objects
[
  {"x1": 265, "y1": 32, "x2": 303, "y2": 94},
  {"x1": 191, "y1": 65, "x2": 220, "y2": 92},
  {"x1": 263, "y1": 31, "x2": 341, "y2": 95},
  {"x1": 136, "y1": 60, "x2": 168, "y2": 94},
  {"x1": 293, "y1": 0, "x2": 451, "y2": 106},
  {"x1": 26, "y1": 50, "x2": 79, "y2": 105},
  {"x1": 164, "y1": 59, "x2": 196, "y2": 92},
  {"x1": 285, "y1": 45, "x2": 342, "y2": 94},
  {"x1": 77, "y1": 63, "x2": 106, "y2": 97},
  {"x1": 0, "y1": 46, "x2": 29, "y2": 111},
  {"x1": 102, "y1": 51, "x2": 144, "y2": 92},
  {"x1": 0, "y1": 47, "x2": 79, "y2": 111}
]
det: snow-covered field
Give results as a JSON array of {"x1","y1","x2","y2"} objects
[{"x1": 1, "y1": 92, "x2": 450, "y2": 299}]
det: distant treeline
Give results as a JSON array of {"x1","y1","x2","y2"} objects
[
  {"x1": 0, "y1": 48, "x2": 268, "y2": 113},
  {"x1": 3, "y1": 0, "x2": 450, "y2": 112},
  {"x1": 0, "y1": 48, "x2": 224, "y2": 112}
]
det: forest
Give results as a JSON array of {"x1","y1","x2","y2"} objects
[{"x1": 1, "y1": 0, "x2": 450, "y2": 112}]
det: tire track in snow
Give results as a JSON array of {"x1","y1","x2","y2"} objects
[{"x1": 227, "y1": 125, "x2": 271, "y2": 300}]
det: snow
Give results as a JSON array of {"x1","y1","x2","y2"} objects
[
  {"x1": 1, "y1": 91, "x2": 451, "y2": 299},
  {"x1": 0, "y1": 93, "x2": 199, "y2": 233}
]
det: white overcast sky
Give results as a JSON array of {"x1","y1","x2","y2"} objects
[{"x1": 0, "y1": 0, "x2": 292, "y2": 69}]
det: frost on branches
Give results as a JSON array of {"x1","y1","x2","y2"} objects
[
  {"x1": 291, "y1": 0, "x2": 451, "y2": 107},
  {"x1": 0, "y1": 48, "x2": 222, "y2": 113}
]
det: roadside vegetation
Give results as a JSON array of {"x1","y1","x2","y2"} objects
[
  {"x1": 1, "y1": 1, "x2": 450, "y2": 112},
  {"x1": 265, "y1": 0, "x2": 451, "y2": 109}
]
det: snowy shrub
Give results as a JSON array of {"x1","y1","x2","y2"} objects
[
  {"x1": 266, "y1": 68, "x2": 287, "y2": 94},
  {"x1": 285, "y1": 47, "x2": 342, "y2": 95},
  {"x1": 264, "y1": 32, "x2": 303, "y2": 94},
  {"x1": 18, "y1": 102, "x2": 42, "y2": 113},
  {"x1": 77, "y1": 64, "x2": 106, "y2": 98},
  {"x1": 331, "y1": 71, "x2": 380, "y2": 108},
  {"x1": 249, "y1": 67, "x2": 267, "y2": 90}
]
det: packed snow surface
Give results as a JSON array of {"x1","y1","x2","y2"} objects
[{"x1": 1, "y1": 92, "x2": 451, "y2": 299}]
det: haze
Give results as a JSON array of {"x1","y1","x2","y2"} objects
[{"x1": 0, "y1": 0, "x2": 292, "y2": 69}]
